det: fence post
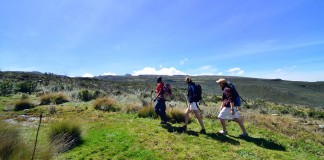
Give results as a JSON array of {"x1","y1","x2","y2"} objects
[{"x1": 32, "y1": 113, "x2": 42, "y2": 160}]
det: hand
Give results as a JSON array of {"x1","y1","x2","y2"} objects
[{"x1": 231, "y1": 109, "x2": 235, "y2": 115}]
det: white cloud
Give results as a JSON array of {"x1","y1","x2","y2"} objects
[
  {"x1": 217, "y1": 72, "x2": 224, "y2": 75},
  {"x1": 82, "y1": 73, "x2": 94, "y2": 77},
  {"x1": 180, "y1": 58, "x2": 188, "y2": 65},
  {"x1": 200, "y1": 65, "x2": 212, "y2": 70},
  {"x1": 103, "y1": 72, "x2": 117, "y2": 76},
  {"x1": 227, "y1": 67, "x2": 244, "y2": 75},
  {"x1": 132, "y1": 67, "x2": 187, "y2": 76}
]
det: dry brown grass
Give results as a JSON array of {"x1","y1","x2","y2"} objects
[
  {"x1": 245, "y1": 112, "x2": 324, "y2": 145},
  {"x1": 40, "y1": 93, "x2": 69, "y2": 105},
  {"x1": 93, "y1": 97, "x2": 119, "y2": 112}
]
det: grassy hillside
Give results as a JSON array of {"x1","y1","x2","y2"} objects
[
  {"x1": 1, "y1": 104, "x2": 323, "y2": 159},
  {"x1": 1, "y1": 71, "x2": 324, "y2": 107},
  {"x1": 0, "y1": 71, "x2": 323, "y2": 159},
  {"x1": 97, "y1": 74, "x2": 324, "y2": 107}
]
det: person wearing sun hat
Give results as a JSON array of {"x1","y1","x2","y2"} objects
[{"x1": 216, "y1": 78, "x2": 248, "y2": 137}]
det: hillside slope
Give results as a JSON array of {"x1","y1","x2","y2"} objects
[
  {"x1": 56, "y1": 112, "x2": 323, "y2": 159},
  {"x1": 1, "y1": 71, "x2": 323, "y2": 107}
]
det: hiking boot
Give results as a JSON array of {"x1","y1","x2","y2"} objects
[
  {"x1": 200, "y1": 129, "x2": 206, "y2": 134},
  {"x1": 182, "y1": 125, "x2": 187, "y2": 132},
  {"x1": 218, "y1": 130, "x2": 227, "y2": 135},
  {"x1": 160, "y1": 121, "x2": 167, "y2": 125},
  {"x1": 239, "y1": 133, "x2": 248, "y2": 137}
]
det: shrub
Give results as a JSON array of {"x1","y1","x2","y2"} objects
[
  {"x1": 14, "y1": 99, "x2": 35, "y2": 111},
  {"x1": 138, "y1": 105, "x2": 158, "y2": 118},
  {"x1": 48, "y1": 120, "x2": 82, "y2": 153},
  {"x1": 15, "y1": 81, "x2": 37, "y2": 93},
  {"x1": 93, "y1": 97, "x2": 119, "y2": 112},
  {"x1": 292, "y1": 109, "x2": 306, "y2": 118},
  {"x1": 308, "y1": 109, "x2": 324, "y2": 119},
  {"x1": 40, "y1": 93, "x2": 69, "y2": 105},
  {"x1": 0, "y1": 81, "x2": 14, "y2": 96},
  {"x1": 49, "y1": 105, "x2": 57, "y2": 115},
  {"x1": 78, "y1": 89, "x2": 94, "y2": 101}
]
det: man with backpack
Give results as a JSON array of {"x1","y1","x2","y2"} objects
[
  {"x1": 154, "y1": 76, "x2": 168, "y2": 124},
  {"x1": 182, "y1": 77, "x2": 206, "y2": 134},
  {"x1": 216, "y1": 78, "x2": 248, "y2": 137}
]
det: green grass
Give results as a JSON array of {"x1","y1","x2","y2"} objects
[
  {"x1": 1, "y1": 95, "x2": 323, "y2": 159},
  {"x1": 52, "y1": 112, "x2": 323, "y2": 160}
]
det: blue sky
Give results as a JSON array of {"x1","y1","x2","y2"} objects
[{"x1": 1, "y1": 0, "x2": 324, "y2": 82}]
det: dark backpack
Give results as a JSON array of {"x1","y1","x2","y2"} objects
[
  {"x1": 227, "y1": 81, "x2": 241, "y2": 106},
  {"x1": 193, "y1": 83, "x2": 202, "y2": 102},
  {"x1": 163, "y1": 83, "x2": 173, "y2": 101}
]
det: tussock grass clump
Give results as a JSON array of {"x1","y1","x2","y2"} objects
[
  {"x1": 14, "y1": 99, "x2": 35, "y2": 111},
  {"x1": 0, "y1": 121, "x2": 32, "y2": 159},
  {"x1": 122, "y1": 103, "x2": 141, "y2": 114},
  {"x1": 40, "y1": 93, "x2": 69, "y2": 105},
  {"x1": 93, "y1": 97, "x2": 119, "y2": 112},
  {"x1": 138, "y1": 105, "x2": 158, "y2": 118},
  {"x1": 166, "y1": 108, "x2": 187, "y2": 123},
  {"x1": 48, "y1": 120, "x2": 82, "y2": 153}
]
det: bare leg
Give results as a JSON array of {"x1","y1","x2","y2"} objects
[
  {"x1": 193, "y1": 110, "x2": 205, "y2": 129},
  {"x1": 219, "y1": 119, "x2": 227, "y2": 132},
  {"x1": 235, "y1": 118, "x2": 247, "y2": 134},
  {"x1": 184, "y1": 108, "x2": 191, "y2": 126}
]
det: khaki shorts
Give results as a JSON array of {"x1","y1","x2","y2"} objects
[
  {"x1": 218, "y1": 107, "x2": 240, "y2": 120},
  {"x1": 189, "y1": 102, "x2": 199, "y2": 110}
]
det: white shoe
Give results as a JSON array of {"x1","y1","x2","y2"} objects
[{"x1": 218, "y1": 130, "x2": 227, "y2": 135}]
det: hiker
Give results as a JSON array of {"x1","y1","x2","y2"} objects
[
  {"x1": 154, "y1": 76, "x2": 168, "y2": 124},
  {"x1": 216, "y1": 78, "x2": 248, "y2": 137},
  {"x1": 182, "y1": 77, "x2": 206, "y2": 134}
]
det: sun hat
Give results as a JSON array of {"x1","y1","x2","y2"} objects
[
  {"x1": 185, "y1": 77, "x2": 192, "y2": 83},
  {"x1": 216, "y1": 78, "x2": 226, "y2": 84}
]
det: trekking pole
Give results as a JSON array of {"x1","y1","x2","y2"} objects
[
  {"x1": 240, "y1": 96, "x2": 247, "y2": 104},
  {"x1": 150, "y1": 90, "x2": 153, "y2": 118},
  {"x1": 32, "y1": 112, "x2": 42, "y2": 160}
]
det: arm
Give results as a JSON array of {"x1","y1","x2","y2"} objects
[
  {"x1": 154, "y1": 83, "x2": 163, "y2": 101},
  {"x1": 224, "y1": 88, "x2": 235, "y2": 115}
]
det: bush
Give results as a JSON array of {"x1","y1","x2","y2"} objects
[
  {"x1": 0, "y1": 81, "x2": 14, "y2": 96},
  {"x1": 48, "y1": 120, "x2": 82, "y2": 153},
  {"x1": 138, "y1": 105, "x2": 158, "y2": 118},
  {"x1": 15, "y1": 81, "x2": 37, "y2": 93},
  {"x1": 40, "y1": 93, "x2": 69, "y2": 105},
  {"x1": 78, "y1": 89, "x2": 94, "y2": 101},
  {"x1": 14, "y1": 99, "x2": 35, "y2": 111},
  {"x1": 93, "y1": 97, "x2": 119, "y2": 112},
  {"x1": 292, "y1": 109, "x2": 306, "y2": 118},
  {"x1": 308, "y1": 109, "x2": 324, "y2": 119}
]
